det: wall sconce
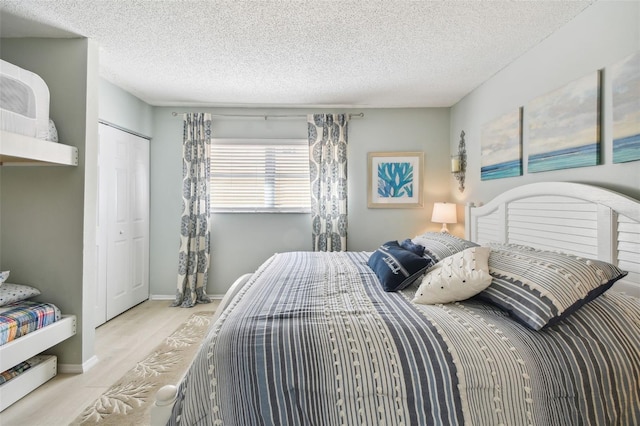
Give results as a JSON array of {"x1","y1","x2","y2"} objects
[
  {"x1": 451, "y1": 130, "x2": 466, "y2": 192},
  {"x1": 431, "y1": 202, "x2": 457, "y2": 233}
]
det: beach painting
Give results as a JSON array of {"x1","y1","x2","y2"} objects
[
  {"x1": 612, "y1": 51, "x2": 640, "y2": 163},
  {"x1": 481, "y1": 108, "x2": 522, "y2": 180},
  {"x1": 528, "y1": 72, "x2": 600, "y2": 173}
]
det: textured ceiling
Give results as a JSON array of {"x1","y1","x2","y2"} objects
[{"x1": 0, "y1": 1, "x2": 594, "y2": 108}]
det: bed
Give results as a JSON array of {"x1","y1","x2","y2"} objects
[
  {"x1": 0, "y1": 281, "x2": 76, "y2": 411},
  {"x1": 152, "y1": 182, "x2": 639, "y2": 425}
]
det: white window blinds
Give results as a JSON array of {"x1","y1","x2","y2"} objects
[{"x1": 210, "y1": 139, "x2": 311, "y2": 213}]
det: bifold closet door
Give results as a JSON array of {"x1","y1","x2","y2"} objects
[{"x1": 96, "y1": 123, "x2": 149, "y2": 326}]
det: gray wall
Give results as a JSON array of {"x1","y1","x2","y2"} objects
[
  {"x1": 450, "y1": 1, "x2": 640, "y2": 207},
  {"x1": 4, "y1": 1, "x2": 634, "y2": 345},
  {"x1": 0, "y1": 38, "x2": 99, "y2": 367},
  {"x1": 150, "y1": 107, "x2": 452, "y2": 296},
  {"x1": 99, "y1": 78, "x2": 154, "y2": 137}
]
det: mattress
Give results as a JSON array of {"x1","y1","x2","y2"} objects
[
  {"x1": 0, "y1": 301, "x2": 61, "y2": 347},
  {"x1": 169, "y1": 251, "x2": 639, "y2": 425},
  {"x1": 0, "y1": 59, "x2": 50, "y2": 140}
]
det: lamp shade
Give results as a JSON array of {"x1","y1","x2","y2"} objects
[{"x1": 431, "y1": 202, "x2": 457, "y2": 227}]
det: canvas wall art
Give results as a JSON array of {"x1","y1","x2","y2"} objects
[
  {"x1": 612, "y1": 51, "x2": 640, "y2": 163},
  {"x1": 480, "y1": 108, "x2": 522, "y2": 180},
  {"x1": 527, "y1": 72, "x2": 601, "y2": 173},
  {"x1": 367, "y1": 152, "x2": 423, "y2": 208}
]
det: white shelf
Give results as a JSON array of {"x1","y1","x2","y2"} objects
[
  {"x1": 0, "y1": 130, "x2": 78, "y2": 166},
  {"x1": 0, "y1": 355, "x2": 57, "y2": 412},
  {"x1": 0, "y1": 315, "x2": 76, "y2": 372}
]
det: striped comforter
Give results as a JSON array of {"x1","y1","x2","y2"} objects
[
  {"x1": 170, "y1": 252, "x2": 640, "y2": 425},
  {"x1": 0, "y1": 301, "x2": 61, "y2": 346}
]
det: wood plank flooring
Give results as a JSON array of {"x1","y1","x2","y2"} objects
[{"x1": 0, "y1": 299, "x2": 217, "y2": 426}]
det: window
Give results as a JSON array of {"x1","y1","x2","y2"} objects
[{"x1": 210, "y1": 139, "x2": 311, "y2": 213}]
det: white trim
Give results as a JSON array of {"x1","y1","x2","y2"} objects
[
  {"x1": 149, "y1": 294, "x2": 224, "y2": 301},
  {"x1": 58, "y1": 354, "x2": 99, "y2": 374}
]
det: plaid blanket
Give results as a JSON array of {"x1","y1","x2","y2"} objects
[{"x1": 0, "y1": 301, "x2": 61, "y2": 347}]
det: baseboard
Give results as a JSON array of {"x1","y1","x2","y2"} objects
[
  {"x1": 149, "y1": 294, "x2": 224, "y2": 301},
  {"x1": 58, "y1": 355, "x2": 99, "y2": 374}
]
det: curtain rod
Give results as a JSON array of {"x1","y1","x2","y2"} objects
[
  {"x1": 99, "y1": 119, "x2": 152, "y2": 140},
  {"x1": 170, "y1": 112, "x2": 364, "y2": 120}
]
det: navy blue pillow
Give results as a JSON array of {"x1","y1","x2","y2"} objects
[
  {"x1": 368, "y1": 241, "x2": 433, "y2": 292},
  {"x1": 400, "y1": 238, "x2": 425, "y2": 257}
]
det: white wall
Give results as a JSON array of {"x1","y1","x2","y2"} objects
[
  {"x1": 150, "y1": 107, "x2": 452, "y2": 296},
  {"x1": 450, "y1": 1, "x2": 640, "y2": 206}
]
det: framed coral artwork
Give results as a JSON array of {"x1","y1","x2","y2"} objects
[{"x1": 367, "y1": 151, "x2": 424, "y2": 208}]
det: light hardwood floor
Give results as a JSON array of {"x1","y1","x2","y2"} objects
[{"x1": 0, "y1": 299, "x2": 217, "y2": 426}]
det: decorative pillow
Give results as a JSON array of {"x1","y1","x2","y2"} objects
[
  {"x1": 413, "y1": 247, "x2": 492, "y2": 304},
  {"x1": 368, "y1": 241, "x2": 433, "y2": 292},
  {"x1": 412, "y1": 232, "x2": 479, "y2": 264},
  {"x1": 477, "y1": 244, "x2": 628, "y2": 330},
  {"x1": 0, "y1": 283, "x2": 41, "y2": 307},
  {"x1": 0, "y1": 271, "x2": 9, "y2": 285},
  {"x1": 400, "y1": 238, "x2": 425, "y2": 257}
]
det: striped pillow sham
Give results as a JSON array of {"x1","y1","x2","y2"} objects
[
  {"x1": 477, "y1": 243, "x2": 627, "y2": 330},
  {"x1": 411, "y1": 232, "x2": 479, "y2": 264}
]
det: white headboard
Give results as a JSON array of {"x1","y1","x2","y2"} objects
[{"x1": 465, "y1": 182, "x2": 640, "y2": 297}]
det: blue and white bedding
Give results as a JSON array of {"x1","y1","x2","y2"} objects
[{"x1": 169, "y1": 251, "x2": 639, "y2": 425}]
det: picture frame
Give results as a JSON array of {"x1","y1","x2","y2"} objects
[
  {"x1": 527, "y1": 71, "x2": 601, "y2": 173},
  {"x1": 367, "y1": 151, "x2": 424, "y2": 208},
  {"x1": 481, "y1": 108, "x2": 523, "y2": 180},
  {"x1": 611, "y1": 51, "x2": 640, "y2": 164}
]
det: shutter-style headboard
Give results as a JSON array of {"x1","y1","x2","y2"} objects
[{"x1": 466, "y1": 182, "x2": 640, "y2": 296}]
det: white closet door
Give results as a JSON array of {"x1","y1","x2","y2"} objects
[
  {"x1": 96, "y1": 124, "x2": 149, "y2": 326},
  {"x1": 129, "y1": 138, "x2": 150, "y2": 307}
]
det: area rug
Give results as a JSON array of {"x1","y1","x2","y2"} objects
[{"x1": 72, "y1": 310, "x2": 215, "y2": 425}]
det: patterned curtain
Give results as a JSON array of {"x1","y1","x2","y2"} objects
[
  {"x1": 172, "y1": 113, "x2": 212, "y2": 308},
  {"x1": 307, "y1": 114, "x2": 349, "y2": 252}
]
